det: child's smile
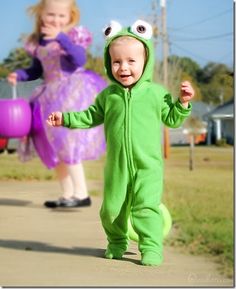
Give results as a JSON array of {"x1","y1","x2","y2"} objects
[{"x1": 109, "y1": 37, "x2": 146, "y2": 88}]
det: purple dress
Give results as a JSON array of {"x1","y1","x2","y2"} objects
[{"x1": 17, "y1": 26, "x2": 106, "y2": 169}]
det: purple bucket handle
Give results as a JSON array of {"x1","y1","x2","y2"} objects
[{"x1": 12, "y1": 85, "x2": 17, "y2": 100}]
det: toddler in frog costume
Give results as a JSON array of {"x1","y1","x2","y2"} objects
[{"x1": 47, "y1": 20, "x2": 195, "y2": 266}]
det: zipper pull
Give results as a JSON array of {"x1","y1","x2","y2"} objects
[{"x1": 125, "y1": 88, "x2": 131, "y2": 99}]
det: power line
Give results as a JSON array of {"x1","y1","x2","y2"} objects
[
  {"x1": 169, "y1": 42, "x2": 212, "y2": 63},
  {"x1": 170, "y1": 41, "x2": 233, "y2": 66},
  {"x1": 170, "y1": 32, "x2": 233, "y2": 42},
  {"x1": 171, "y1": 8, "x2": 232, "y2": 31}
]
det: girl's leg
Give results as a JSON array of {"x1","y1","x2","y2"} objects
[
  {"x1": 55, "y1": 162, "x2": 74, "y2": 199},
  {"x1": 44, "y1": 162, "x2": 74, "y2": 208},
  {"x1": 67, "y1": 162, "x2": 89, "y2": 200}
]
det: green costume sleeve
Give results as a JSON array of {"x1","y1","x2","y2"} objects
[
  {"x1": 161, "y1": 93, "x2": 192, "y2": 128},
  {"x1": 63, "y1": 93, "x2": 105, "y2": 129}
]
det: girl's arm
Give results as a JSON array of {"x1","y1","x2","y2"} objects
[
  {"x1": 16, "y1": 57, "x2": 43, "y2": 81},
  {"x1": 56, "y1": 32, "x2": 86, "y2": 67}
]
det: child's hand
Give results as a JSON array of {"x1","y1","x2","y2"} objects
[
  {"x1": 7, "y1": 72, "x2": 18, "y2": 86},
  {"x1": 179, "y1": 81, "x2": 195, "y2": 108},
  {"x1": 47, "y1": 112, "x2": 63, "y2": 126},
  {"x1": 41, "y1": 23, "x2": 61, "y2": 40}
]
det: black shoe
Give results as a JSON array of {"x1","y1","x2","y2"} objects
[
  {"x1": 44, "y1": 197, "x2": 91, "y2": 208},
  {"x1": 61, "y1": 197, "x2": 92, "y2": 208},
  {"x1": 44, "y1": 198, "x2": 64, "y2": 208}
]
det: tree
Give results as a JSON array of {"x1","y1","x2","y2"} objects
[
  {"x1": 197, "y1": 62, "x2": 233, "y2": 104},
  {"x1": 154, "y1": 55, "x2": 202, "y2": 101},
  {"x1": 0, "y1": 65, "x2": 10, "y2": 79},
  {"x1": 169, "y1": 55, "x2": 201, "y2": 79},
  {"x1": 2, "y1": 48, "x2": 32, "y2": 73},
  {"x1": 85, "y1": 51, "x2": 107, "y2": 79}
]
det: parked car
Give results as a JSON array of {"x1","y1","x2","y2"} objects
[
  {"x1": 0, "y1": 137, "x2": 8, "y2": 153},
  {"x1": 7, "y1": 138, "x2": 19, "y2": 154},
  {"x1": 0, "y1": 138, "x2": 19, "y2": 154}
]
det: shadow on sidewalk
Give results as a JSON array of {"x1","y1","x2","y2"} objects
[
  {"x1": 0, "y1": 239, "x2": 137, "y2": 263},
  {"x1": 0, "y1": 198, "x2": 88, "y2": 212},
  {"x1": 0, "y1": 239, "x2": 105, "y2": 256},
  {"x1": 0, "y1": 198, "x2": 32, "y2": 206}
]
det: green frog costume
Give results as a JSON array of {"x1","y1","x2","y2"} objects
[{"x1": 62, "y1": 20, "x2": 192, "y2": 265}]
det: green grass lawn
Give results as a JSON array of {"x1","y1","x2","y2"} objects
[
  {"x1": 0, "y1": 146, "x2": 233, "y2": 277},
  {"x1": 163, "y1": 146, "x2": 234, "y2": 278}
]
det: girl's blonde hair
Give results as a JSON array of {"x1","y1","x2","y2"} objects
[{"x1": 27, "y1": 0, "x2": 80, "y2": 43}]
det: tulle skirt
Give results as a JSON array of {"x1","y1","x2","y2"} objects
[{"x1": 18, "y1": 70, "x2": 107, "y2": 169}]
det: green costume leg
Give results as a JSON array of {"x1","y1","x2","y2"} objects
[
  {"x1": 102, "y1": 191, "x2": 130, "y2": 259},
  {"x1": 100, "y1": 151, "x2": 132, "y2": 260},
  {"x1": 100, "y1": 184, "x2": 132, "y2": 259},
  {"x1": 131, "y1": 169, "x2": 164, "y2": 266}
]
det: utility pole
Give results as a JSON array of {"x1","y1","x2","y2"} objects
[
  {"x1": 161, "y1": 0, "x2": 168, "y2": 87},
  {"x1": 150, "y1": 0, "x2": 160, "y2": 85},
  {"x1": 160, "y1": 0, "x2": 170, "y2": 159},
  {"x1": 151, "y1": 0, "x2": 159, "y2": 48}
]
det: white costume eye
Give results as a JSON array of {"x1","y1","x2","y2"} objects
[
  {"x1": 103, "y1": 20, "x2": 122, "y2": 38},
  {"x1": 131, "y1": 20, "x2": 153, "y2": 40}
]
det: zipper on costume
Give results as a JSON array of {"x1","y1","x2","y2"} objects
[{"x1": 124, "y1": 89, "x2": 135, "y2": 178}]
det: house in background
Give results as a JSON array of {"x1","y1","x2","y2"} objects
[
  {"x1": 203, "y1": 98, "x2": 234, "y2": 145},
  {"x1": 168, "y1": 101, "x2": 215, "y2": 145}
]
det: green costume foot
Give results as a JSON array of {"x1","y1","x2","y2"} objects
[
  {"x1": 105, "y1": 248, "x2": 124, "y2": 260},
  {"x1": 141, "y1": 251, "x2": 163, "y2": 266}
]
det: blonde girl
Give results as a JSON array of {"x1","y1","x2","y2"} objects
[{"x1": 8, "y1": 0, "x2": 106, "y2": 208}]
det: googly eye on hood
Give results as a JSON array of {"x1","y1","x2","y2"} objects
[
  {"x1": 130, "y1": 20, "x2": 153, "y2": 40},
  {"x1": 103, "y1": 20, "x2": 122, "y2": 39},
  {"x1": 103, "y1": 19, "x2": 153, "y2": 40},
  {"x1": 103, "y1": 19, "x2": 155, "y2": 86}
]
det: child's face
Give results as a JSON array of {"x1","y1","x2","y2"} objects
[
  {"x1": 109, "y1": 37, "x2": 146, "y2": 88},
  {"x1": 41, "y1": 0, "x2": 71, "y2": 30}
]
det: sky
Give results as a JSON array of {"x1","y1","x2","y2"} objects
[{"x1": 0, "y1": 0, "x2": 234, "y2": 68}]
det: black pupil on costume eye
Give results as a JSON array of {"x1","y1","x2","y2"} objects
[
  {"x1": 105, "y1": 27, "x2": 112, "y2": 36},
  {"x1": 137, "y1": 25, "x2": 146, "y2": 33}
]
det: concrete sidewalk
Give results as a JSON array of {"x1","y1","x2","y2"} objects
[{"x1": 0, "y1": 181, "x2": 233, "y2": 287}]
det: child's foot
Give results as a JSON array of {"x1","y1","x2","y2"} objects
[
  {"x1": 104, "y1": 247, "x2": 125, "y2": 260},
  {"x1": 141, "y1": 251, "x2": 163, "y2": 266}
]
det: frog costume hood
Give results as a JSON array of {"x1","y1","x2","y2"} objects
[{"x1": 103, "y1": 20, "x2": 155, "y2": 87}]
